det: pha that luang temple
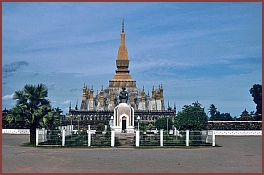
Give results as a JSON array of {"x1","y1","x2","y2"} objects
[
  {"x1": 80, "y1": 21, "x2": 165, "y2": 111},
  {"x1": 68, "y1": 21, "x2": 175, "y2": 132}
]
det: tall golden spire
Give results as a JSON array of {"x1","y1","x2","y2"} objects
[
  {"x1": 109, "y1": 20, "x2": 136, "y2": 88},
  {"x1": 117, "y1": 19, "x2": 128, "y2": 61}
]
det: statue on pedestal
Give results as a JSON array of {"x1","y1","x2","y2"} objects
[{"x1": 119, "y1": 87, "x2": 128, "y2": 103}]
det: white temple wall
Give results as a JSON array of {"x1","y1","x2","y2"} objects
[
  {"x1": 138, "y1": 102, "x2": 146, "y2": 110},
  {"x1": 148, "y1": 101, "x2": 156, "y2": 110},
  {"x1": 87, "y1": 101, "x2": 95, "y2": 111},
  {"x1": 96, "y1": 102, "x2": 104, "y2": 111},
  {"x1": 156, "y1": 100, "x2": 162, "y2": 110}
]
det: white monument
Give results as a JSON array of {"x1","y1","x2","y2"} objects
[{"x1": 112, "y1": 103, "x2": 135, "y2": 133}]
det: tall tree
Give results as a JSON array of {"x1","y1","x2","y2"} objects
[
  {"x1": 249, "y1": 84, "x2": 262, "y2": 116},
  {"x1": 219, "y1": 113, "x2": 233, "y2": 121},
  {"x1": 5, "y1": 106, "x2": 30, "y2": 129},
  {"x1": 175, "y1": 102, "x2": 208, "y2": 131},
  {"x1": 192, "y1": 101, "x2": 202, "y2": 108},
  {"x1": 209, "y1": 104, "x2": 217, "y2": 119},
  {"x1": 209, "y1": 104, "x2": 233, "y2": 121},
  {"x1": 10, "y1": 84, "x2": 60, "y2": 144}
]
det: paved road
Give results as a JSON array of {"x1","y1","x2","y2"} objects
[{"x1": 2, "y1": 134, "x2": 262, "y2": 173}]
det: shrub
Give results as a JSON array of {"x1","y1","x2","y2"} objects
[
  {"x1": 155, "y1": 117, "x2": 173, "y2": 130},
  {"x1": 96, "y1": 123, "x2": 105, "y2": 131}
]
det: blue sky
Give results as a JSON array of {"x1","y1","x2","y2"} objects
[{"x1": 2, "y1": 2, "x2": 262, "y2": 118}]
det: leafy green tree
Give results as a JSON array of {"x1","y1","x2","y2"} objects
[
  {"x1": 219, "y1": 113, "x2": 233, "y2": 121},
  {"x1": 192, "y1": 101, "x2": 202, "y2": 107},
  {"x1": 9, "y1": 84, "x2": 60, "y2": 144},
  {"x1": 154, "y1": 117, "x2": 173, "y2": 130},
  {"x1": 175, "y1": 102, "x2": 208, "y2": 131},
  {"x1": 249, "y1": 84, "x2": 262, "y2": 119},
  {"x1": 210, "y1": 111, "x2": 233, "y2": 121}
]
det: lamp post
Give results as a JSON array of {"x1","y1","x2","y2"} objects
[
  {"x1": 77, "y1": 115, "x2": 80, "y2": 135},
  {"x1": 70, "y1": 114, "x2": 73, "y2": 139},
  {"x1": 70, "y1": 114, "x2": 73, "y2": 133},
  {"x1": 110, "y1": 116, "x2": 114, "y2": 128},
  {"x1": 137, "y1": 116, "x2": 140, "y2": 130},
  {"x1": 60, "y1": 112, "x2": 63, "y2": 131},
  {"x1": 166, "y1": 116, "x2": 169, "y2": 133}
]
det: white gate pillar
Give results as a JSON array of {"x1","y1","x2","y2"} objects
[
  {"x1": 111, "y1": 131, "x2": 115, "y2": 147},
  {"x1": 136, "y1": 130, "x2": 140, "y2": 147},
  {"x1": 36, "y1": 128, "x2": 39, "y2": 146},
  {"x1": 62, "y1": 129, "x2": 65, "y2": 146},
  {"x1": 186, "y1": 130, "x2": 189, "y2": 146},
  {"x1": 88, "y1": 130, "x2": 91, "y2": 147},
  {"x1": 212, "y1": 130, "x2": 215, "y2": 147},
  {"x1": 160, "y1": 129, "x2": 163, "y2": 147}
]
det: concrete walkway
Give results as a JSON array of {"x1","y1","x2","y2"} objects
[{"x1": 2, "y1": 134, "x2": 262, "y2": 173}]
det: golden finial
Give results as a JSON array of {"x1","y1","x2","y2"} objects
[{"x1": 122, "y1": 19, "x2": 124, "y2": 33}]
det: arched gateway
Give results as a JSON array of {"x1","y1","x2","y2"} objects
[{"x1": 112, "y1": 103, "x2": 135, "y2": 133}]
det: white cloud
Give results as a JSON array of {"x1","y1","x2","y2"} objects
[
  {"x1": 2, "y1": 93, "x2": 14, "y2": 100},
  {"x1": 61, "y1": 100, "x2": 71, "y2": 105},
  {"x1": 2, "y1": 2, "x2": 261, "y2": 118}
]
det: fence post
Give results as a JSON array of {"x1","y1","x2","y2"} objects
[
  {"x1": 111, "y1": 130, "x2": 115, "y2": 147},
  {"x1": 44, "y1": 129, "x2": 48, "y2": 142},
  {"x1": 62, "y1": 129, "x2": 65, "y2": 146},
  {"x1": 136, "y1": 130, "x2": 140, "y2": 147},
  {"x1": 186, "y1": 130, "x2": 189, "y2": 146},
  {"x1": 88, "y1": 130, "x2": 91, "y2": 147},
  {"x1": 160, "y1": 129, "x2": 163, "y2": 147},
  {"x1": 212, "y1": 130, "x2": 215, "y2": 147},
  {"x1": 36, "y1": 128, "x2": 39, "y2": 146},
  {"x1": 205, "y1": 130, "x2": 209, "y2": 143},
  {"x1": 41, "y1": 128, "x2": 45, "y2": 143}
]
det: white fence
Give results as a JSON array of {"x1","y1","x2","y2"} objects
[
  {"x1": 36, "y1": 128, "x2": 114, "y2": 147},
  {"x1": 214, "y1": 130, "x2": 262, "y2": 136},
  {"x1": 3, "y1": 128, "x2": 262, "y2": 137},
  {"x1": 35, "y1": 129, "x2": 215, "y2": 147},
  {"x1": 2, "y1": 129, "x2": 30, "y2": 134}
]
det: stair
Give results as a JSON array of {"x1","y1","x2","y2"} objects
[{"x1": 116, "y1": 133, "x2": 135, "y2": 148}]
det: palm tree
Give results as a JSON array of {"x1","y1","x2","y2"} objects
[
  {"x1": 6, "y1": 105, "x2": 30, "y2": 129},
  {"x1": 39, "y1": 107, "x2": 61, "y2": 130},
  {"x1": 208, "y1": 104, "x2": 217, "y2": 120},
  {"x1": 11, "y1": 84, "x2": 59, "y2": 144}
]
